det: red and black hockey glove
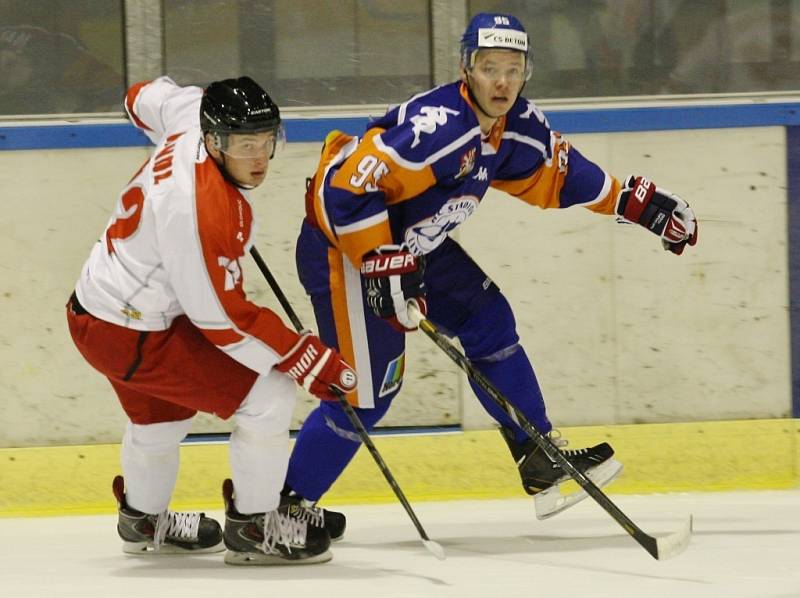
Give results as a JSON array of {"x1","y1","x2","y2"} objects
[
  {"x1": 616, "y1": 175, "x2": 699, "y2": 255},
  {"x1": 360, "y1": 244, "x2": 427, "y2": 332},
  {"x1": 276, "y1": 332, "x2": 357, "y2": 401}
]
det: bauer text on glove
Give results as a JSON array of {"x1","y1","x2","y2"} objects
[
  {"x1": 361, "y1": 244, "x2": 427, "y2": 332},
  {"x1": 616, "y1": 175, "x2": 698, "y2": 255},
  {"x1": 276, "y1": 333, "x2": 357, "y2": 401}
]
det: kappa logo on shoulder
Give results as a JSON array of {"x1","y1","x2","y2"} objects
[
  {"x1": 519, "y1": 100, "x2": 549, "y2": 127},
  {"x1": 410, "y1": 106, "x2": 459, "y2": 148}
]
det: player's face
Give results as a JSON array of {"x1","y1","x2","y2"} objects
[
  {"x1": 209, "y1": 131, "x2": 275, "y2": 188},
  {"x1": 464, "y1": 49, "x2": 526, "y2": 118}
]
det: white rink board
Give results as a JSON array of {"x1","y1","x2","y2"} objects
[
  {"x1": 0, "y1": 490, "x2": 798, "y2": 598},
  {"x1": 459, "y1": 126, "x2": 790, "y2": 428},
  {"x1": 0, "y1": 126, "x2": 790, "y2": 446}
]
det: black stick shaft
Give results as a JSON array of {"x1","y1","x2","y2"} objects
[
  {"x1": 409, "y1": 304, "x2": 663, "y2": 559},
  {"x1": 249, "y1": 246, "x2": 434, "y2": 542},
  {"x1": 249, "y1": 246, "x2": 303, "y2": 332}
]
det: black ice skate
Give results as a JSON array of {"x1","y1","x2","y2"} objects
[
  {"x1": 500, "y1": 427, "x2": 624, "y2": 519},
  {"x1": 222, "y1": 479, "x2": 332, "y2": 565},
  {"x1": 112, "y1": 475, "x2": 224, "y2": 554},
  {"x1": 280, "y1": 491, "x2": 346, "y2": 542}
]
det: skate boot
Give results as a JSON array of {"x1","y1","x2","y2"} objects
[
  {"x1": 280, "y1": 491, "x2": 346, "y2": 542},
  {"x1": 112, "y1": 475, "x2": 224, "y2": 554},
  {"x1": 222, "y1": 479, "x2": 332, "y2": 565},
  {"x1": 500, "y1": 427, "x2": 624, "y2": 520}
]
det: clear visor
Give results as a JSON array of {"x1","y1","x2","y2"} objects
[
  {"x1": 217, "y1": 125, "x2": 286, "y2": 159},
  {"x1": 465, "y1": 50, "x2": 532, "y2": 82}
]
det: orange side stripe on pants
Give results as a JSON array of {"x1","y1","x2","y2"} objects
[{"x1": 327, "y1": 247, "x2": 361, "y2": 407}]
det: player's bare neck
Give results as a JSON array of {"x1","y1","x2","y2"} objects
[{"x1": 475, "y1": 109, "x2": 498, "y2": 136}]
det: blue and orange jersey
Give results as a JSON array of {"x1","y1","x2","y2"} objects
[{"x1": 305, "y1": 81, "x2": 620, "y2": 268}]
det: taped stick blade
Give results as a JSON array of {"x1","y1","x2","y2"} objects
[{"x1": 654, "y1": 515, "x2": 693, "y2": 560}]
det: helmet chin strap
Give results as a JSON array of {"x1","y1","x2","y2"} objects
[{"x1": 464, "y1": 71, "x2": 496, "y2": 122}]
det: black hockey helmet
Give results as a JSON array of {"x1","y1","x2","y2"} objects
[{"x1": 200, "y1": 76, "x2": 280, "y2": 135}]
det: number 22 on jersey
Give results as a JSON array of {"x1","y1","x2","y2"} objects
[
  {"x1": 105, "y1": 132, "x2": 184, "y2": 254},
  {"x1": 105, "y1": 181, "x2": 145, "y2": 254}
]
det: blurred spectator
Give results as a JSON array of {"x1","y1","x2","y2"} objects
[
  {"x1": 0, "y1": 25, "x2": 123, "y2": 115},
  {"x1": 663, "y1": 2, "x2": 800, "y2": 94},
  {"x1": 472, "y1": 0, "x2": 800, "y2": 98}
]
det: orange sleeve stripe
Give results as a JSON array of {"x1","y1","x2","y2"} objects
[
  {"x1": 492, "y1": 163, "x2": 562, "y2": 209},
  {"x1": 490, "y1": 135, "x2": 568, "y2": 209},
  {"x1": 125, "y1": 81, "x2": 153, "y2": 132},
  {"x1": 327, "y1": 248, "x2": 361, "y2": 407},
  {"x1": 381, "y1": 161, "x2": 437, "y2": 205},
  {"x1": 585, "y1": 176, "x2": 622, "y2": 215},
  {"x1": 308, "y1": 131, "x2": 360, "y2": 243}
]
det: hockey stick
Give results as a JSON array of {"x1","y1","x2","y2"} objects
[
  {"x1": 249, "y1": 246, "x2": 445, "y2": 560},
  {"x1": 406, "y1": 301, "x2": 692, "y2": 561}
]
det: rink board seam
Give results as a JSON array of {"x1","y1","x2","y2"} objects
[{"x1": 1, "y1": 418, "x2": 797, "y2": 517}]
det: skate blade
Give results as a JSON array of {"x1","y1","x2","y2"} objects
[
  {"x1": 224, "y1": 549, "x2": 333, "y2": 566},
  {"x1": 534, "y1": 458, "x2": 624, "y2": 520},
  {"x1": 122, "y1": 540, "x2": 225, "y2": 555}
]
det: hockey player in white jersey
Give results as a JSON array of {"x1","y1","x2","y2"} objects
[{"x1": 66, "y1": 76, "x2": 357, "y2": 565}]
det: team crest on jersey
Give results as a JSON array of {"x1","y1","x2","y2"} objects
[
  {"x1": 404, "y1": 196, "x2": 479, "y2": 255},
  {"x1": 456, "y1": 147, "x2": 476, "y2": 179},
  {"x1": 121, "y1": 305, "x2": 142, "y2": 320}
]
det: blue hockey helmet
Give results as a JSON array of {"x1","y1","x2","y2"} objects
[{"x1": 460, "y1": 13, "x2": 532, "y2": 78}]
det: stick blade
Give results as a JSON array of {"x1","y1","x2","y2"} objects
[
  {"x1": 654, "y1": 515, "x2": 693, "y2": 560},
  {"x1": 422, "y1": 539, "x2": 446, "y2": 560}
]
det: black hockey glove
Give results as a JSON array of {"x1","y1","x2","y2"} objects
[
  {"x1": 616, "y1": 175, "x2": 698, "y2": 255},
  {"x1": 360, "y1": 244, "x2": 427, "y2": 332}
]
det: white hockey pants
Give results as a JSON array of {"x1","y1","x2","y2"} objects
[{"x1": 121, "y1": 368, "x2": 296, "y2": 515}]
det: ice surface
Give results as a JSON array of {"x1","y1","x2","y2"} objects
[{"x1": 1, "y1": 490, "x2": 798, "y2": 598}]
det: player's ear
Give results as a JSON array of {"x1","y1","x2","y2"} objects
[{"x1": 204, "y1": 132, "x2": 222, "y2": 160}]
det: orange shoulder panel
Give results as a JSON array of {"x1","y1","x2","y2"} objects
[
  {"x1": 194, "y1": 159, "x2": 299, "y2": 356},
  {"x1": 329, "y1": 129, "x2": 437, "y2": 205},
  {"x1": 491, "y1": 133, "x2": 567, "y2": 209},
  {"x1": 125, "y1": 81, "x2": 153, "y2": 132}
]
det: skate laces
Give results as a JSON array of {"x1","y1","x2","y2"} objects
[
  {"x1": 153, "y1": 510, "x2": 201, "y2": 550},
  {"x1": 262, "y1": 509, "x2": 307, "y2": 555},
  {"x1": 293, "y1": 500, "x2": 325, "y2": 528},
  {"x1": 562, "y1": 447, "x2": 590, "y2": 458},
  {"x1": 548, "y1": 430, "x2": 593, "y2": 458},
  {"x1": 548, "y1": 429, "x2": 568, "y2": 448}
]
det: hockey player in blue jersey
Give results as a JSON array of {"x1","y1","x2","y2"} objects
[{"x1": 281, "y1": 12, "x2": 699, "y2": 532}]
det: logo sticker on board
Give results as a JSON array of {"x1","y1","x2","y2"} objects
[{"x1": 379, "y1": 352, "x2": 406, "y2": 397}]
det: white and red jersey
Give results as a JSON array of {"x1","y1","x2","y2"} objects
[{"x1": 75, "y1": 76, "x2": 299, "y2": 376}]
